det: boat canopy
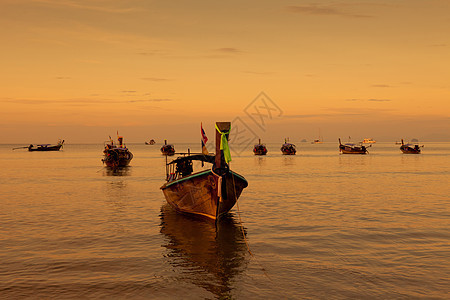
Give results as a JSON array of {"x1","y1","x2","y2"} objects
[{"x1": 167, "y1": 154, "x2": 215, "y2": 165}]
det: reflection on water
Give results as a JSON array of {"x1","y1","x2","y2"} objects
[
  {"x1": 338, "y1": 154, "x2": 368, "y2": 166},
  {"x1": 282, "y1": 155, "x2": 296, "y2": 166},
  {"x1": 255, "y1": 156, "x2": 266, "y2": 167},
  {"x1": 103, "y1": 166, "x2": 132, "y2": 176},
  {"x1": 159, "y1": 204, "x2": 249, "y2": 298}
]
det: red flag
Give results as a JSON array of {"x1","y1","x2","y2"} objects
[
  {"x1": 201, "y1": 123, "x2": 209, "y2": 155},
  {"x1": 201, "y1": 123, "x2": 208, "y2": 144}
]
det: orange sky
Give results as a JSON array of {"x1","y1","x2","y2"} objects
[{"x1": 1, "y1": 0, "x2": 449, "y2": 143}]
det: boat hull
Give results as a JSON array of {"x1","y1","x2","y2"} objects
[
  {"x1": 161, "y1": 145, "x2": 175, "y2": 156},
  {"x1": 339, "y1": 145, "x2": 367, "y2": 154},
  {"x1": 160, "y1": 169, "x2": 248, "y2": 220},
  {"x1": 281, "y1": 151, "x2": 296, "y2": 155},
  {"x1": 254, "y1": 150, "x2": 267, "y2": 155},
  {"x1": 253, "y1": 146, "x2": 267, "y2": 155},
  {"x1": 400, "y1": 146, "x2": 421, "y2": 154},
  {"x1": 102, "y1": 149, "x2": 133, "y2": 167},
  {"x1": 28, "y1": 145, "x2": 63, "y2": 151}
]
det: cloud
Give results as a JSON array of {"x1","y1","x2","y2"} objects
[
  {"x1": 127, "y1": 99, "x2": 173, "y2": 103},
  {"x1": 430, "y1": 44, "x2": 447, "y2": 47},
  {"x1": 137, "y1": 50, "x2": 168, "y2": 56},
  {"x1": 371, "y1": 84, "x2": 392, "y2": 88},
  {"x1": 283, "y1": 114, "x2": 333, "y2": 119},
  {"x1": 345, "y1": 98, "x2": 392, "y2": 102},
  {"x1": 368, "y1": 98, "x2": 391, "y2": 102},
  {"x1": 283, "y1": 111, "x2": 373, "y2": 120},
  {"x1": 1, "y1": 97, "x2": 174, "y2": 106},
  {"x1": 286, "y1": 5, "x2": 373, "y2": 18},
  {"x1": 32, "y1": 0, "x2": 140, "y2": 14},
  {"x1": 214, "y1": 47, "x2": 243, "y2": 53}
]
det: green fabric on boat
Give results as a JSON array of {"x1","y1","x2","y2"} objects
[{"x1": 215, "y1": 124, "x2": 232, "y2": 163}]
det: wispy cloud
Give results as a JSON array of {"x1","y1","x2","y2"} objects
[
  {"x1": 368, "y1": 98, "x2": 391, "y2": 102},
  {"x1": 371, "y1": 84, "x2": 392, "y2": 88},
  {"x1": 346, "y1": 98, "x2": 392, "y2": 102},
  {"x1": 31, "y1": 0, "x2": 141, "y2": 14},
  {"x1": 430, "y1": 43, "x2": 447, "y2": 47},
  {"x1": 137, "y1": 50, "x2": 169, "y2": 56},
  {"x1": 128, "y1": 99, "x2": 173, "y2": 103},
  {"x1": 283, "y1": 114, "x2": 334, "y2": 119},
  {"x1": 2, "y1": 97, "x2": 174, "y2": 106},
  {"x1": 286, "y1": 4, "x2": 373, "y2": 18},
  {"x1": 214, "y1": 47, "x2": 243, "y2": 54},
  {"x1": 196, "y1": 47, "x2": 245, "y2": 59}
]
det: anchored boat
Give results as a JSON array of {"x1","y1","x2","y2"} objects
[
  {"x1": 145, "y1": 139, "x2": 156, "y2": 145},
  {"x1": 13, "y1": 139, "x2": 65, "y2": 151},
  {"x1": 311, "y1": 129, "x2": 324, "y2": 144},
  {"x1": 339, "y1": 138, "x2": 369, "y2": 154},
  {"x1": 160, "y1": 122, "x2": 248, "y2": 221},
  {"x1": 253, "y1": 139, "x2": 268, "y2": 155},
  {"x1": 362, "y1": 138, "x2": 376, "y2": 144},
  {"x1": 161, "y1": 140, "x2": 175, "y2": 156},
  {"x1": 281, "y1": 138, "x2": 296, "y2": 155},
  {"x1": 400, "y1": 139, "x2": 423, "y2": 154},
  {"x1": 102, "y1": 134, "x2": 133, "y2": 167}
]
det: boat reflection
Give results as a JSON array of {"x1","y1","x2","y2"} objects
[
  {"x1": 255, "y1": 156, "x2": 267, "y2": 167},
  {"x1": 282, "y1": 155, "x2": 296, "y2": 166},
  {"x1": 103, "y1": 166, "x2": 132, "y2": 176},
  {"x1": 159, "y1": 204, "x2": 249, "y2": 298}
]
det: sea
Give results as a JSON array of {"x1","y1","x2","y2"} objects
[{"x1": 1, "y1": 142, "x2": 449, "y2": 299}]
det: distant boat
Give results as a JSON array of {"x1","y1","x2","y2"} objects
[
  {"x1": 102, "y1": 135, "x2": 133, "y2": 167},
  {"x1": 362, "y1": 138, "x2": 376, "y2": 144},
  {"x1": 400, "y1": 139, "x2": 423, "y2": 154},
  {"x1": 161, "y1": 140, "x2": 175, "y2": 156},
  {"x1": 145, "y1": 139, "x2": 156, "y2": 145},
  {"x1": 281, "y1": 138, "x2": 296, "y2": 155},
  {"x1": 311, "y1": 129, "x2": 323, "y2": 144},
  {"x1": 339, "y1": 138, "x2": 369, "y2": 154},
  {"x1": 395, "y1": 141, "x2": 402, "y2": 145},
  {"x1": 160, "y1": 122, "x2": 248, "y2": 221},
  {"x1": 13, "y1": 139, "x2": 65, "y2": 151},
  {"x1": 253, "y1": 139, "x2": 268, "y2": 155}
]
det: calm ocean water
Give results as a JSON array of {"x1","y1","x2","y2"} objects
[{"x1": 1, "y1": 142, "x2": 449, "y2": 299}]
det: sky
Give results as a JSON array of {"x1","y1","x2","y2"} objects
[{"x1": 1, "y1": 0, "x2": 449, "y2": 144}]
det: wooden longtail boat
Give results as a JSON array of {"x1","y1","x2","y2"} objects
[
  {"x1": 22, "y1": 140, "x2": 65, "y2": 151},
  {"x1": 281, "y1": 138, "x2": 296, "y2": 155},
  {"x1": 145, "y1": 139, "x2": 156, "y2": 145},
  {"x1": 161, "y1": 140, "x2": 175, "y2": 156},
  {"x1": 160, "y1": 122, "x2": 248, "y2": 221},
  {"x1": 253, "y1": 139, "x2": 267, "y2": 155},
  {"x1": 339, "y1": 138, "x2": 369, "y2": 154},
  {"x1": 400, "y1": 139, "x2": 422, "y2": 154},
  {"x1": 102, "y1": 135, "x2": 133, "y2": 167}
]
